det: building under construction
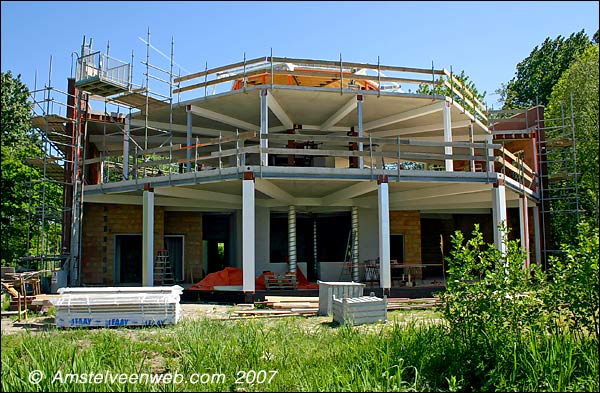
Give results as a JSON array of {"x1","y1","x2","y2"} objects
[{"x1": 25, "y1": 32, "x2": 582, "y2": 297}]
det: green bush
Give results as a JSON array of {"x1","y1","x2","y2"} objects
[{"x1": 438, "y1": 222, "x2": 599, "y2": 391}]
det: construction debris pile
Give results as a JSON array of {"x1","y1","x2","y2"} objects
[{"x1": 227, "y1": 295, "x2": 440, "y2": 320}]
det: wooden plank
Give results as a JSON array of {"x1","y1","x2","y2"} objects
[
  {"x1": 270, "y1": 57, "x2": 446, "y2": 76},
  {"x1": 174, "y1": 68, "x2": 267, "y2": 94},
  {"x1": 495, "y1": 156, "x2": 534, "y2": 183},
  {"x1": 174, "y1": 57, "x2": 268, "y2": 83},
  {"x1": 499, "y1": 147, "x2": 534, "y2": 175},
  {"x1": 264, "y1": 296, "x2": 319, "y2": 303}
]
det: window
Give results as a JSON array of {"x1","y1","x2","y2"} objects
[{"x1": 390, "y1": 234, "x2": 405, "y2": 263}]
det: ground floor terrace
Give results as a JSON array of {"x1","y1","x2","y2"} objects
[{"x1": 78, "y1": 165, "x2": 540, "y2": 297}]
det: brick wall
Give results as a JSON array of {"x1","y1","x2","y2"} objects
[
  {"x1": 81, "y1": 203, "x2": 165, "y2": 285},
  {"x1": 389, "y1": 211, "x2": 422, "y2": 263},
  {"x1": 165, "y1": 211, "x2": 203, "y2": 284}
]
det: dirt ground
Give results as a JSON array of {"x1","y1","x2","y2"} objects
[{"x1": 1, "y1": 303, "x2": 442, "y2": 336}]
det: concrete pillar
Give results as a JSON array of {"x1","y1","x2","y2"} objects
[
  {"x1": 532, "y1": 204, "x2": 542, "y2": 265},
  {"x1": 351, "y1": 206, "x2": 360, "y2": 281},
  {"x1": 492, "y1": 181, "x2": 507, "y2": 255},
  {"x1": 260, "y1": 89, "x2": 269, "y2": 166},
  {"x1": 357, "y1": 95, "x2": 364, "y2": 169},
  {"x1": 186, "y1": 108, "x2": 192, "y2": 172},
  {"x1": 242, "y1": 172, "x2": 255, "y2": 292},
  {"x1": 288, "y1": 205, "x2": 297, "y2": 274},
  {"x1": 443, "y1": 100, "x2": 454, "y2": 171},
  {"x1": 519, "y1": 195, "x2": 530, "y2": 269},
  {"x1": 377, "y1": 176, "x2": 391, "y2": 290},
  {"x1": 123, "y1": 117, "x2": 130, "y2": 180},
  {"x1": 142, "y1": 186, "x2": 154, "y2": 286}
]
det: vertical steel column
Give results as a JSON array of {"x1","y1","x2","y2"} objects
[
  {"x1": 532, "y1": 204, "x2": 542, "y2": 265},
  {"x1": 142, "y1": 186, "x2": 155, "y2": 287},
  {"x1": 357, "y1": 95, "x2": 364, "y2": 169},
  {"x1": 313, "y1": 218, "x2": 318, "y2": 280},
  {"x1": 242, "y1": 172, "x2": 256, "y2": 292},
  {"x1": 443, "y1": 100, "x2": 454, "y2": 171},
  {"x1": 123, "y1": 116, "x2": 130, "y2": 180},
  {"x1": 351, "y1": 206, "x2": 360, "y2": 281},
  {"x1": 288, "y1": 205, "x2": 297, "y2": 274},
  {"x1": 492, "y1": 181, "x2": 508, "y2": 256},
  {"x1": 468, "y1": 122, "x2": 475, "y2": 172},
  {"x1": 519, "y1": 195, "x2": 530, "y2": 269},
  {"x1": 378, "y1": 176, "x2": 391, "y2": 290},
  {"x1": 260, "y1": 89, "x2": 269, "y2": 166},
  {"x1": 186, "y1": 107, "x2": 192, "y2": 172},
  {"x1": 487, "y1": 134, "x2": 495, "y2": 174}
]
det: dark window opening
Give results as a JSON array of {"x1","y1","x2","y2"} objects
[
  {"x1": 390, "y1": 234, "x2": 405, "y2": 263},
  {"x1": 115, "y1": 234, "x2": 142, "y2": 285},
  {"x1": 269, "y1": 212, "x2": 351, "y2": 264}
]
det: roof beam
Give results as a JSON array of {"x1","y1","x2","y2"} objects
[
  {"x1": 322, "y1": 181, "x2": 378, "y2": 206},
  {"x1": 129, "y1": 119, "x2": 231, "y2": 137},
  {"x1": 320, "y1": 96, "x2": 357, "y2": 130},
  {"x1": 369, "y1": 119, "x2": 471, "y2": 138},
  {"x1": 84, "y1": 194, "x2": 240, "y2": 209},
  {"x1": 255, "y1": 178, "x2": 296, "y2": 204},
  {"x1": 389, "y1": 183, "x2": 488, "y2": 203},
  {"x1": 188, "y1": 105, "x2": 259, "y2": 132},
  {"x1": 154, "y1": 186, "x2": 242, "y2": 205},
  {"x1": 268, "y1": 93, "x2": 294, "y2": 129},
  {"x1": 363, "y1": 101, "x2": 444, "y2": 131}
]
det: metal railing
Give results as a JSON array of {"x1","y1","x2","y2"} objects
[
  {"x1": 173, "y1": 57, "x2": 484, "y2": 117},
  {"x1": 76, "y1": 51, "x2": 130, "y2": 89},
  {"x1": 81, "y1": 132, "x2": 534, "y2": 189}
]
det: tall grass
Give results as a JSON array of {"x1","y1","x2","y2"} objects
[{"x1": 2, "y1": 315, "x2": 598, "y2": 392}]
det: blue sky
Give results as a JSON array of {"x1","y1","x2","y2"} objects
[{"x1": 1, "y1": 1, "x2": 598, "y2": 108}]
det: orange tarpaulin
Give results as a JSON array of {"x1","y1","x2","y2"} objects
[{"x1": 188, "y1": 266, "x2": 318, "y2": 290}]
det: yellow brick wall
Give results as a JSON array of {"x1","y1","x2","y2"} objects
[
  {"x1": 389, "y1": 210, "x2": 422, "y2": 279},
  {"x1": 81, "y1": 203, "x2": 165, "y2": 285}
]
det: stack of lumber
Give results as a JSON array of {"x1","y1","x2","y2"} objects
[
  {"x1": 386, "y1": 297, "x2": 441, "y2": 310},
  {"x1": 230, "y1": 296, "x2": 319, "y2": 319},
  {"x1": 50, "y1": 286, "x2": 183, "y2": 328}
]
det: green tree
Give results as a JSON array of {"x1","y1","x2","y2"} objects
[
  {"x1": 417, "y1": 69, "x2": 486, "y2": 123},
  {"x1": 499, "y1": 30, "x2": 592, "y2": 109},
  {"x1": 545, "y1": 45, "x2": 599, "y2": 240},
  {"x1": 1, "y1": 71, "x2": 63, "y2": 267}
]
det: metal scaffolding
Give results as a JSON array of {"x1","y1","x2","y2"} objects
[
  {"x1": 536, "y1": 93, "x2": 582, "y2": 267},
  {"x1": 24, "y1": 29, "x2": 179, "y2": 286}
]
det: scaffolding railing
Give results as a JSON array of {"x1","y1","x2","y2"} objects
[{"x1": 173, "y1": 56, "x2": 488, "y2": 122}]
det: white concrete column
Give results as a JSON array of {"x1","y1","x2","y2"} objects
[
  {"x1": 123, "y1": 117, "x2": 130, "y2": 180},
  {"x1": 443, "y1": 100, "x2": 454, "y2": 171},
  {"x1": 186, "y1": 107, "x2": 192, "y2": 172},
  {"x1": 519, "y1": 195, "x2": 530, "y2": 269},
  {"x1": 142, "y1": 187, "x2": 154, "y2": 286},
  {"x1": 492, "y1": 182, "x2": 507, "y2": 255},
  {"x1": 532, "y1": 204, "x2": 542, "y2": 265},
  {"x1": 288, "y1": 205, "x2": 297, "y2": 273},
  {"x1": 357, "y1": 95, "x2": 364, "y2": 169},
  {"x1": 260, "y1": 89, "x2": 269, "y2": 166},
  {"x1": 377, "y1": 176, "x2": 391, "y2": 289},
  {"x1": 242, "y1": 172, "x2": 256, "y2": 292}
]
